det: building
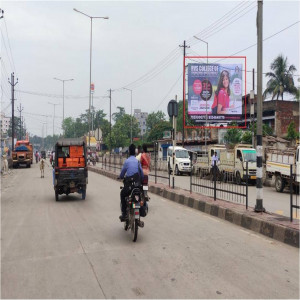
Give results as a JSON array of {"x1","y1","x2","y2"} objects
[
  {"x1": 0, "y1": 113, "x2": 11, "y2": 134},
  {"x1": 242, "y1": 96, "x2": 299, "y2": 138},
  {"x1": 133, "y1": 109, "x2": 148, "y2": 136}
]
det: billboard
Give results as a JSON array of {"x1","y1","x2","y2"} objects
[{"x1": 187, "y1": 63, "x2": 243, "y2": 123}]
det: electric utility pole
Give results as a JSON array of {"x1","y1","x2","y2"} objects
[
  {"x1": 17, "y1": 103, "x2": 23, "y2": 140},
  {"x1": 179, "y1": 40, "x2": 189, "y2": 147},
  {"x1": 255, "y1": 0, "x2": 265, "y2": 212},
  {"x1": 8, "y1": 73, "x2": 18, "y2": 151}
]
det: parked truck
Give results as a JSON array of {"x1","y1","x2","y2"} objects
[
  {"x1": 265, "y1": 145, "x2": 300, "y2": 192},
  {"x1": 219, "y1": 144, "x2": 257, "y2": 184},
  {"x1": 194, "y1": 145, "x2": 225, "y2": 177}
]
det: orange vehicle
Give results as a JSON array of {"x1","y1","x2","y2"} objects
[
  {"x1": 54, "y1": 138, "x2": 88, "y2": 201},
  {"x1": 12, "y1": 140, "x2": 33, "y2": 168}
]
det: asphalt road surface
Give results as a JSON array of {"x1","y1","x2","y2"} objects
[{"x1": 1, "y1": 163, "x2": 299, "y2": 299}]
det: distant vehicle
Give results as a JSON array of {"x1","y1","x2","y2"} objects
[
  {"x1": 167, "y1": 146, "x2": 192, "y2": 175},
  {"x1": 41, "y1": 150, "x2": 46, "y2": 159}
]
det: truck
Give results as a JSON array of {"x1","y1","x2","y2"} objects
[
  {"x1": 167, "y1": 146, "x2": 192, "y2": 175},
  {"x1": 219, "y1": 144, "x2": 257, "y2": 184},
  {"x1": 265, "y1": 145, "x2": 300, "y2": 192},
  {"x1": 12, "y1": 140, "x2": 33, "y2": 168},
  {"x1": 194, "y1": 145, "x2": 226, "y2": 177}
]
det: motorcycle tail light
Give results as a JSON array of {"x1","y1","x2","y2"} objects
[{"x1": 140, "y1": 200, "x2": 144, "y2": 206}]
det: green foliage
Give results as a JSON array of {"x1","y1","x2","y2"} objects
[
  {"x1": 147, "y1": 121, "x2": 172, "y2": 142},
  {"x1": 104, "y1": 113, "x2": 140, "y2": 149},
  {"x1": 263, "y1": 54, "x2": 298, "y2": 100},
  {"x1": 223, "y1": 124, "x2": 243, "y2": 146},
  {"x1": 112, "y1": 107, "x2": 126, "y2": 122},
  {"x1": 250, "y1": 122, "x2": 273, "y2": 136},
  {"x1": 286, "y1": 121, "x2": 299, "y2": 141},
  {"x1": 146, "y1": 111, "x2": 166, "y2": 132},
  {"x1": 30, "y1": 134, "x2": 61, "y2": 151},
  {"x1": 172, "y1": 100, "x2": 194, "y2": 133},
  {"x1": 7, "y1": 116, "x2": 23, "y2": 139},
  {"x1": 241, "y1": 131, "x2": 253, "y2": 144}
]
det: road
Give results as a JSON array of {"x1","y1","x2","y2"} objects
[
  {"x1": 149, "y1": 169, "x2": 299, "y2": 219},
  {"x1": 1, "y1": 163, "x2": 299, "y2": 299}
]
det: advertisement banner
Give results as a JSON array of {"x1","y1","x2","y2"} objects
[{"x1": 187, "y1": 63, "x2": 243, "y2": 123}]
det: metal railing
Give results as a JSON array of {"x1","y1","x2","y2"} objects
[
  {"x1": 191, "y1": 161, "x2": 249, "y2": 208},
  {"x1": 290, "y1": 164, "x2": 299, "y2": 222},
  {"x1": 97, "y1": 153, "x2": 248, "y2": 206}
]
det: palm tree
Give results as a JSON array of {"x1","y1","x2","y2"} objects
[{"x1": 263, "y1": 54, "x2": 298, "y2": 100}]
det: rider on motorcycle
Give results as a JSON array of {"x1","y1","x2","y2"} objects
[{"x1": 118, "y1": 144, "x2": 144, "y2": 222}]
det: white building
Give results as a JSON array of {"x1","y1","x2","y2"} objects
[
  {"x1": 0, "y1": 113, "x2": 10, "y2": 134},
  {"x1": 134, "y1": 109, "x2": 148, "y2": 136}
]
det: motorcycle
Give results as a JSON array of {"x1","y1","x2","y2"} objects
[{"x1": 121, "y1": 177, "x2": 148, "y2": 242}]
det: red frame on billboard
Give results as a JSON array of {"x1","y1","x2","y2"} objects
[{"x1": 183, "y1": 56, "x2": 247, "y2": 129}]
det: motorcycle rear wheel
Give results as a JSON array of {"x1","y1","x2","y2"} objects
[{"x1": 131, "y1": 219, "x2": 138, "y2": 242}]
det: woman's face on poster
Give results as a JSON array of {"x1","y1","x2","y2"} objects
[{"x1": 222, "y1": 74, "x2": 229, "y2": 88}]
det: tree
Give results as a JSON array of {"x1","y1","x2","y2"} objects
[
  {"x1": 286, "y1": 121, "x2": 299, "y2": 141},
  {"x1": 103, "y1": 113, "x2": 139, "y2": 149},
  {"x1": 7, "y1": 116, "x2": 22, "y2": 139},
  {"x1": 112, "y1": 107, "x2": 126, "y2": 122},
  {"x1": 174, "y1": 100, "x2": 195, "y2": 138},
  {"x1": 147, "y1": 121, "x2": 172, "y2": 142},
  {"x1": 250, "y1": 122, "x2": 273, "y2": 136},
  {"x1": 223, "y1": 124, "x2": 243, "y2": 147},
  {"x1": 241, "y1": 131, "x2": 252, "y2": 144},
  {"x1": 146, "y1": 111, "x2": 166, "y2": 132},
  {"x1": 263, "y1": 54, "x2": 298, "y2": 100}
]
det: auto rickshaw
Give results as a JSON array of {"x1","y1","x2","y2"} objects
[{"x1": 53, "y1": 138, "x2": 88, "y2": 201}]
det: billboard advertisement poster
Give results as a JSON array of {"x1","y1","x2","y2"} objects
[{"x1": 187, "y1": 63, "x2": 243, "y2": 123}]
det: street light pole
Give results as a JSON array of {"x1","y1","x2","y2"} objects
[
  {"x1": 48, "y1": 102, "x2": 59, "y2": 137},
  {"x1": 193, "y1": 36, "x2": 208, "y2": 154},
  {"x1": 73, "y1": 8, "x2": 109, "y2": 148},
  {"x1": 123, "y1": 87, "x2": 133, "y2": 144},
  {"x1": 53, "y1": 77, "x2": 74, "y2": 135}
]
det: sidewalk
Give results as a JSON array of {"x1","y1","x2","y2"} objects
[{"x1": 89, "y1": 165, "x2": 299, "y2": 248}]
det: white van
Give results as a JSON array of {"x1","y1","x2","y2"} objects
[{"x1": 167, "y1": 146, "x2": 192, "y2": 175}]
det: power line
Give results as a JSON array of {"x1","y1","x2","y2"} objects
[
  {"x1": 187, "y1": 1, "x2": 250, "y2": 45},
  {"x1": 213, "y1": 20, "x2": 300, "y2": 64},
  {"x1": 112, "y1": 2, "x2": 256, "y2": 92},
  {"x1": 155, "y1": 72, "x2": 183, "y2": 111},
  {"x1": 189, "y1": 2, "x2": 256, "y2": 47},
  {"x1": 3, "y1": 18, "x2": 17, "y2": 75}
]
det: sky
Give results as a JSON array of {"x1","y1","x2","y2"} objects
[{"x1": 1, "y1": 0, "x2": 299, "y2": 136}]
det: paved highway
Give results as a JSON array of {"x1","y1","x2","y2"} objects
[{"x1": 1, "y1": 163, "x2": 299, "y2": 298}]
